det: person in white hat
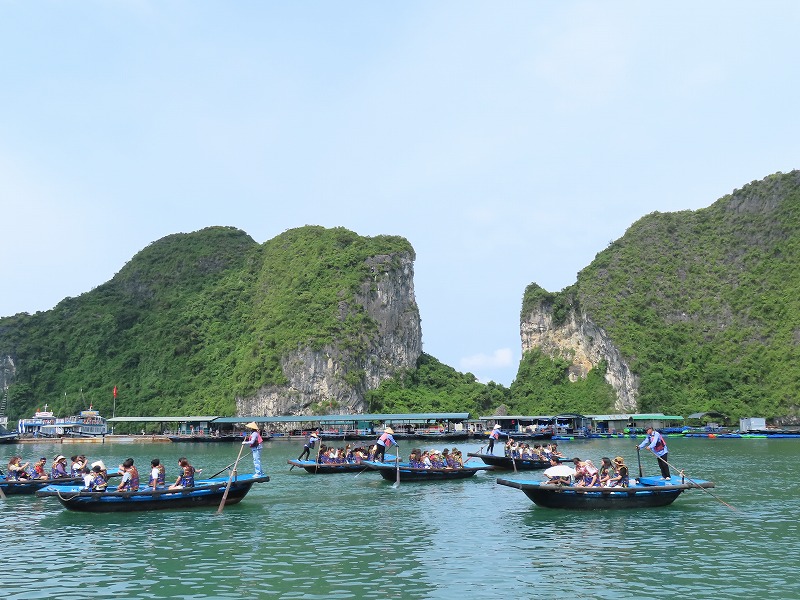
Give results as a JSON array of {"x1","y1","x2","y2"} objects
[
  {"x1": 50, "y1": 455, "x2": 69, "y2": 479},
  {"x1": 242, "y1": 422, "x2": 265, "y2": 477},
  {"x1": 487, "y1": 424, "x2": 506, "y2": 455},
  {"x1": 374, "y1": 426, "x2": 399, "y2": 462},
  {"x1": 298, "y1": 429, "x2": 321, "y2": 461}
]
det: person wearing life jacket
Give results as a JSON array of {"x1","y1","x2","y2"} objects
[
  {"x1": 374, "y1": 427, "x2": 399, "y2": 462},
  {"x1": 116, "y1": 458, "x2": 140, "y2": 491},
  {"x1": 88, "y1": 465, "x2": 108, "y2": 491},
  {"x1": 638, "y1": 426, "x2": 670, "y2": 480},
  {"x1": 149, "y1": 458, "x2": 166, "y2": 488},
  {"x1": 7, "y1": 456, "x2": 31, "y2": 480},
  {"x1": 243, "y1": 422, "x2": 265, "y2": 477},
  {"x1": 50, "y1": 455, "x2": 69, "y2": 479},
  {"x1": 609, "y1": 456, "x2": 629, "y2": 487},
  {"x1": 298, "y1": 430, "x2": 320, "y2": 461},
  {"x1": 170, "y1": 457, "x2": 197, "y2": 489}
]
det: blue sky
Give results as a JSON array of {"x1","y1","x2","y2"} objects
[{"x1": 2, "y1": 2, "x2": 799, "y2": 386}]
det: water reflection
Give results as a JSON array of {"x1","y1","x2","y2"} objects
[{"x1": 2, "y1": 438, "x2": 799, "y2": 598}]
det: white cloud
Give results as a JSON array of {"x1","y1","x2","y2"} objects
[{"x1": 460, "y1": 348, "x2": 515, "y2": 371}]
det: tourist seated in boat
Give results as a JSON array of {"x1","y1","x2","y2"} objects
[
  {"x1": 70, "y1": 455, "x2": 87, "y2": 477},
  {"x1": 598, "y1": 457, "x2": 614, "y2": 487},
  {"x1": 169, "y1": 458, "x2": 198, "y2": 489},
  {"x1": 451, "y1": 448, "x2": 464, "y2": 467},
  {"x1": 440, "y1": 448, "x2": 453, "y2": 468},
  {"x1": 91, "y1": 460, "x2": 108, "y2": 480},
  {"x1": 544, "y1": 456, "x2": 570, "y2": 485},
  {"x1": 352, "y1": 446, "x2": 369, "y2": 463},
  {"x1": 50, "y1": 455, "x2": 69, "y2": 479},
  {"x1": 409, "y1": 449, "x2": 425, "y2": 468},
  {"x1": 116, "y1": 458, "x2": 140, "y2": 492},
  {"x1": 6, "y1": 456, "x2": 31, "y2": 480},
  {"x1": 149, "y1": 459, "x2": 166, "y2": 488},
  {"x1": 608, "y1": 456, "x2": 630, "y2": 487},
  {"x1": 572, "y1": 458, "x2": 599, "y2": 487},
  {"x1": 549, "y1": 444, "x2": 564, "y2": 458},
  {"x1": 88, "y1": 465, "x2": 108, "y2": 491},
  {"x1": 81, "y1": 466, "x2": 93, "y2": 489},
  {"x1": 31, "y1": 457, "x2": 48, "y2": 479}
]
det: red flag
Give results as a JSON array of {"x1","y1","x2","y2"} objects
[{"x1": 113, "y1": 386, "x2": 117, "y2": 398}]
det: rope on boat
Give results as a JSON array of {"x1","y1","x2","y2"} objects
[{"x1": 55, "y1": 489, "x2": 81, "y2": 502}]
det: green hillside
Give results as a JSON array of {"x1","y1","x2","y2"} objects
[
  {"x1": 0, "y1": 225, "x2": 414, "y2": 421},
  {"x1": 517, "y1": 171, "x2": 800, "y2": 422}
]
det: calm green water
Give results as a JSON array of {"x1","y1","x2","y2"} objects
[{"x1": 1, "y1": 437, "x2": 798, "y2": 599}]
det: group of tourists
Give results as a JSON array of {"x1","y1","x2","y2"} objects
[
  {"x1": 4, "y1": 453, "x2": 202, "y2": 493},
  {"x1": 408, "y1": 447, "x2": 464, "y2": 469},
  {"x1": 6, "y1": 453, "x2": 95, "y2": 481},
  {"x1": 546, "y1": 455, "x2": 631, "y2": 487},
  {"x1": 503, "y1": 441, "x2": 565, "y2": 461}
]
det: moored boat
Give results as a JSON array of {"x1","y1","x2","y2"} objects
[
  {"x1": 0, "y1": 425, "x2": 19, "y2": 444},
  {"x1": 34, "y1": 474, "x2": 270, "y2": 512},
  {"x1": 496, "y1": 475, "x2": 715, "y2": 509},
  {"x1": 361, "y1": 460, "x2": 491, "y2": 482},
  {"x1": 17, "y1": 405, "x2": 57, "y2": 437},
  {"x1": 467, "y1": 452, "x2": 552, "y2": 471}
]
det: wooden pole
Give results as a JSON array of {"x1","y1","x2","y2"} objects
[{"x1": 217, "y1": 442, "x2": 246, "y2": 515}]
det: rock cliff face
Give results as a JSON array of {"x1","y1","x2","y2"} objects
[
  {"x1": 236, "y1": 252, "x2": 422, "y2": 416},
  {"x1": 520, "y1": 302, "x2": 638, "y2": 412}
]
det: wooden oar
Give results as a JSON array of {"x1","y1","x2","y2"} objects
[
  {"x1": 649, "y1": 449, "x2": 738, "y2": 512},
  {"x1": 636, "y1": 447, "x2": 643, "y2": 478},
  {"x1": 392, "y1": 451, "x2": 400, "y2": 489},
  {"x1": 210, "y1": 460, "x2": 239, "y2": 479},
  {"x1": 0, "y1": 482, "x2": 6, "y2": 500},
  {"x1": 314, "y1": 443, "x2": 322, "y2": 474},
  {"x1": 217, "y1": 442, "x2": 246, "y2": 515}
]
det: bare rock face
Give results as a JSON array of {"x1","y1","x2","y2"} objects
[
  {"x1": 236, "y1": 252, "x2": 422, "y2": 416},
  {"x1": 520, "y1": 304, "x2": 638, "y2": 412}
]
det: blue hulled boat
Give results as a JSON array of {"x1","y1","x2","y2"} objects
[
  {"x1": 497, "y1": 475, "x2": 715, "y2": 509},
  {"x1": 34, "y1": 474, "x2": 269, "y2": 512},
  {"x1": 0, "y1": 475, "x2": 84, "y2": 495}
]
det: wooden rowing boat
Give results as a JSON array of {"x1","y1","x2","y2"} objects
[
  {"x1": 361, "y1": 460, "x2": 491, "y2": 482},
  {"x1": 466, "y1": 452, "x2": 552, "y2": 471},
  {"x1": 287, "y1": 459, "x2": 367, "y2": 474},
  {"x1": 496, "y1": 475, "x2": 715, "y2": 509},
  {"x1": 34, "y1": 474, "x2": 269, "y2": 512},
  {"x1": 0, "y1": 475, "x2": 85, "y2": 495}
]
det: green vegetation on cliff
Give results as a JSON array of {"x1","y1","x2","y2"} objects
[
  {"x1": 518, "y1": 171, "x2": 800, "y2": 421},
  {"x1": 367, "y1": 353, "x2": 509, "y2": 416},
  {"x1": 0, "y1": 226, "x2": 414, "y2": 421}
]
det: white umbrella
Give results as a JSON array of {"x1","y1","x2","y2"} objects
[{"x1": 544, "y1": 465, "x2": 576, "y2": 478}]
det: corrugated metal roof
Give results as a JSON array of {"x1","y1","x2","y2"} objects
[
  {"x1": 478, "y1": 415, "x2": 553, "y2": 420},
  {"x1": 586, "y1": 414, "x2": 684, "y2": 421},
  {"x1": 212, "y1": 412, "x2": 469, "y2": 424}
]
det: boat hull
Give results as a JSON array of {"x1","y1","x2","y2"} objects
[
  {"x1": 35, "y1": 475, "x2": 269, "y2": 512},
  {"x1": 497, "y1": 476, "x2": 714, "y2": 510},
  {"x1": 287, "y1": 459, "x2": 367, "y2": 474},
  {"x1": 467, "y1": 452, "x2": 551, "y2": 471},
  {"x1": 362, "y1": 460, "x2": 489, "y2": 481},
  {"x1": 0, "y1": 476, "x2": 84, "y2": 495}
]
